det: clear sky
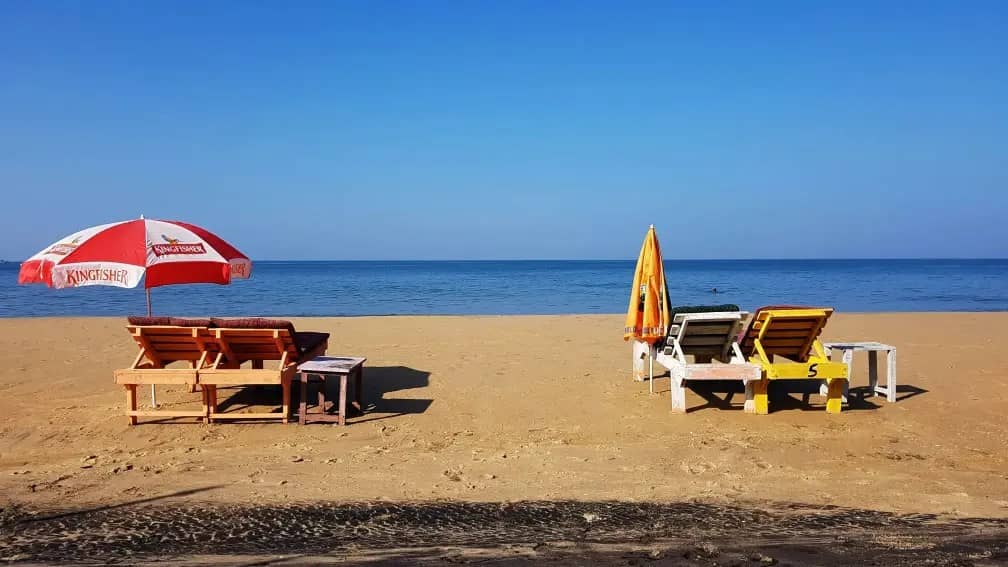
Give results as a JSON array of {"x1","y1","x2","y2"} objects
[{"x1": 1, "y1": 1, "x2": 1005, "y2": 260}]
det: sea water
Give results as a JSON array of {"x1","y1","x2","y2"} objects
[{"x1": 0, "y1": 259, "x2": 1005, "y2": 317}]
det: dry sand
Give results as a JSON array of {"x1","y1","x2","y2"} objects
[{"x1": 0, "y1": 313, "x2": 1006, "y2": 564}]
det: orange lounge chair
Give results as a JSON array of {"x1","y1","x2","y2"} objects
[
  {"x1": 198, "y1": 318, "x2": 329, "y2": 423},
  {"x1": 113, "y1": 316, "x2": 218, "y2": 424}
]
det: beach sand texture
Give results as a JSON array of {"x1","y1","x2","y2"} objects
[{"x1": 0, "y1": 313, "x2": 1006, "y2": 563}]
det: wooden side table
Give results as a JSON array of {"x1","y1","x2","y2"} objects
[
  {"x1": 296, "y1": 356, "x2": 366, "y2": 425},
  {"x1": 824, "y1": 342, "x2": 897, "y2": 403}
]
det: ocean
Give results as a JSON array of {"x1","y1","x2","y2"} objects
[{"x1": 0, "y1": 259, "x2": 1005, "y2": 317}]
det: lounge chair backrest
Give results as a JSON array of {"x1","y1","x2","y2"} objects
[
  {"x1": 212, "y1": 328, "x2": 299, "y2": 365},
  {"x1": 126, "y1": 325, "x2": 217, "y2": 367},
  {"x1": 738, "y1": 306, "x2": 834, "y2": 362},
  {"x1": 669, "y1": 311, "x2": 749, "y2": 358}
]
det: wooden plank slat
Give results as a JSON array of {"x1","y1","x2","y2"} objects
[
  {"x1": 147, "y1": 337, "x2": 209, "y2": 345},
  {"x1": 216, "y1": 329, "x2": 292, "y2": 339},
  {"x1": 680, "y1": 336, "x2": 732, "y2": 347},
  {"x1": 751, "y1": 319, "x2": 821, "y2": 331},
  {"x1": 217, "y1": 336, "x2": 284, "y2": 345},
  {"x1": 146, "y1": 344, "x2": 205, "y2": 354},
  {"x1": 683, "y1": 363, "x2": 762, "y2": 381},
  {"x1": 761, "y1": 338, "x2": 808, "y2": 348},
  {"x1": 126, "y1": 411, "x2": 205, "y2": 417},
  {"x1": 136, "y1": 327, "x2": 204, "y2": 336},
  {"x1": 114, "y1": 373, "x2": 197, "y2": 385},
  {"x1": 208, "y1": 413, "x2": 286, "y2": 420},
  {"x1": 199, "y1": 374, "x2": 283, "y2": 385},
  {"x1": 227, "y1": 351, "x2": 286, "y2": 361},
  {"x1": 682, "y1": 323, "x2": 735, "y2": 336},
  {"x1": 761, "y1": 330, "x2": 819, "y2": 339}
]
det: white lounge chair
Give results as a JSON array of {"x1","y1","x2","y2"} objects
[{"x1": 654, "y1": 309, "x2": 761, "y2": 413}]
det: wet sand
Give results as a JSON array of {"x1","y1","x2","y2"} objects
[{"x1": 0, "y1": 313, "x2": 1006, "y2": 564}]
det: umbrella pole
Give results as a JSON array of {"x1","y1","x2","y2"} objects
[{"x1": 146, "y1": 288, "x2": 157, "y2": 408}]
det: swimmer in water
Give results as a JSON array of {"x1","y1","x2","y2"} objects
[{"x1": 711, "y1": 287, "x2": 718, "y2": 294}]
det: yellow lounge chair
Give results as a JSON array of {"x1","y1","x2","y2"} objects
[{"x1": 737, "y1": 306, "x2": 848, "y2": 414}]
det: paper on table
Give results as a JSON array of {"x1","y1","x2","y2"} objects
[{"x1": 298, "y1": 356, "x2": 366, "y2": 373}]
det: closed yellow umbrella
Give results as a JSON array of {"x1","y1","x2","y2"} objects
[{"x1": 624, "y1": 225, "x2": 670, "y2": 389}]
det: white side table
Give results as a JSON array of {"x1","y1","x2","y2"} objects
[{"x1": 824, "y1": 342, "x2": 897, "y2": 403}]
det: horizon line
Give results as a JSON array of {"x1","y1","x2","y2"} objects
[
  {"x1": 3, "y1": 257, "x2": 1007, "y2": 263},
  {"x1": 245, "y1": 257, "x2": 1008, "y2": 262}
]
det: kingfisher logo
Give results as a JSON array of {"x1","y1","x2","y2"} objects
[
  {"x1": 46, "y1": 236, "x2": 83, "y2": 256},
  {"x1": 152, "y1": 234, "x2": 206, "y2": 256},
  {"x1": 64, "y1": 268, "x2": 130, "y2": 286}
]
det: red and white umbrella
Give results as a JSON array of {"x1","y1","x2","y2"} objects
[{"x1": 19, "y1": 217, "x2": 251, "y2": 313}]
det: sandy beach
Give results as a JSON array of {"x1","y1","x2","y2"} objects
[{"x1": 1, "y1": 313, "x2": 1007, "y2": 564}]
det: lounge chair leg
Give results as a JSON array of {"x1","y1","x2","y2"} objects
[
  {"x1": 299, "y1": 375, "x2": 308, "y2": 425},
  {"x1": 339, "y1": 374, "x2": 348, "y2": 426},
  {"x1": 188, "y1": 361, "x2": 198, "y2": 394},
  {"x1": 281, "y1": 376, "x2": 291, "y2": 424},
  {"x1": 670, "y1": 378, "x2": 687, "y2": 413},
  {"x1": 819, "y1": 380, "x2": 849, "y2": 404},
  {"x1": 886, "y1": 348, "x2": 897, "y2": 403},
  {"x1": 826, "y1": 379, "x2": 845, "y2": 414},
  {"x1": 125, "y1": 385, "x2": 138, "y2": 425},
  {"x1": 207, "y1": 385, "x2": 218, "y2": 424},
  {"x1": 744, "y1": 381, "x2": 755, "y2": 413},
  {"x1": 750, "y1": 379, "x2": 769, "y2": 415},
  {"x1": 868, "y1": 351, "x2": 878, "y2": 397},
  {"x1": 200, "y1": 385, "x2": 209, "y2": 424}
]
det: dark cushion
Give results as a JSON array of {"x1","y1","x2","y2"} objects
[
  {"x1": 669, "y1": 304, "x2": 740, "y2": 318},
  {"x1": 210, "y1": 317, "x2": 296, "y2": 337},
  {"x1": 209, "y1": 318, "x2": 328, "y2": 357},
  {"x1": 169, "y1": 317, "x2": 212, "y2": 328},
  {"x1": 127, "y1": 316, "x2": 172, "y2": 326},
  {"x1": 294, "y1": 331, "x2": 330, "y2": 356}
]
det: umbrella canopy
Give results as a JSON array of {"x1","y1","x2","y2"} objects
[
  {"x1": 624, "y1": 224, "x2": 670, "y2": 344},
  {"x1": 18, "y1": 217, "x2": 251, "y2": 290}
]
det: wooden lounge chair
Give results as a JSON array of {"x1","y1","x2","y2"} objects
[
  {"x1": 654, "y1": 306, "x2": 762, "y2": 413},
  {"x1": 737, "y1": 306, "x2": 848, "y2": 414},
  {"x1": 199, "y1": 318, "x2": 329, "y2": 424},
  {"x1": 113, "y1": 317, "x2": 217, "y2": 425}
]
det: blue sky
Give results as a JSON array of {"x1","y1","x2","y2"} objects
[{"x1": 1, "y1": 1, "x2": 1005, "y2": 260}]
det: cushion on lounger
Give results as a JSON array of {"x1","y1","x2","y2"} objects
[
  {"x1": 210, "y1": 317, "x2": 296, "y2": 336},
  {"x1": 169, "y1": 317, "x2": 213, "y2": 328},
  {"x1": 210, "y1": 318, "x2": 328, "y2": 356},
  {"x1": 127, "y1": 316, "x2": 172, "y2": 326},
  {"x1": 293, "y1": 331, "x2": 330, "y2": 356},
  {"x1": 669, "y1": 304, "x2": 740, "y2": 318}
]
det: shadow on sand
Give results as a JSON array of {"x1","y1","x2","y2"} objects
[
  {"x1": 213, "y1": 366, "x2": 433, "y2": 424},
  {"x1": 1, "y1": 499, "x2": 1005, "y2": 565},
  {"x1": 649, "y1": 375, "x2": 928, "y2": 414}
]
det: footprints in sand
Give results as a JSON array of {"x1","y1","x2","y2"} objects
[{"x1": 2, "y1": 500, "x2": 1004, "y2": 564}]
